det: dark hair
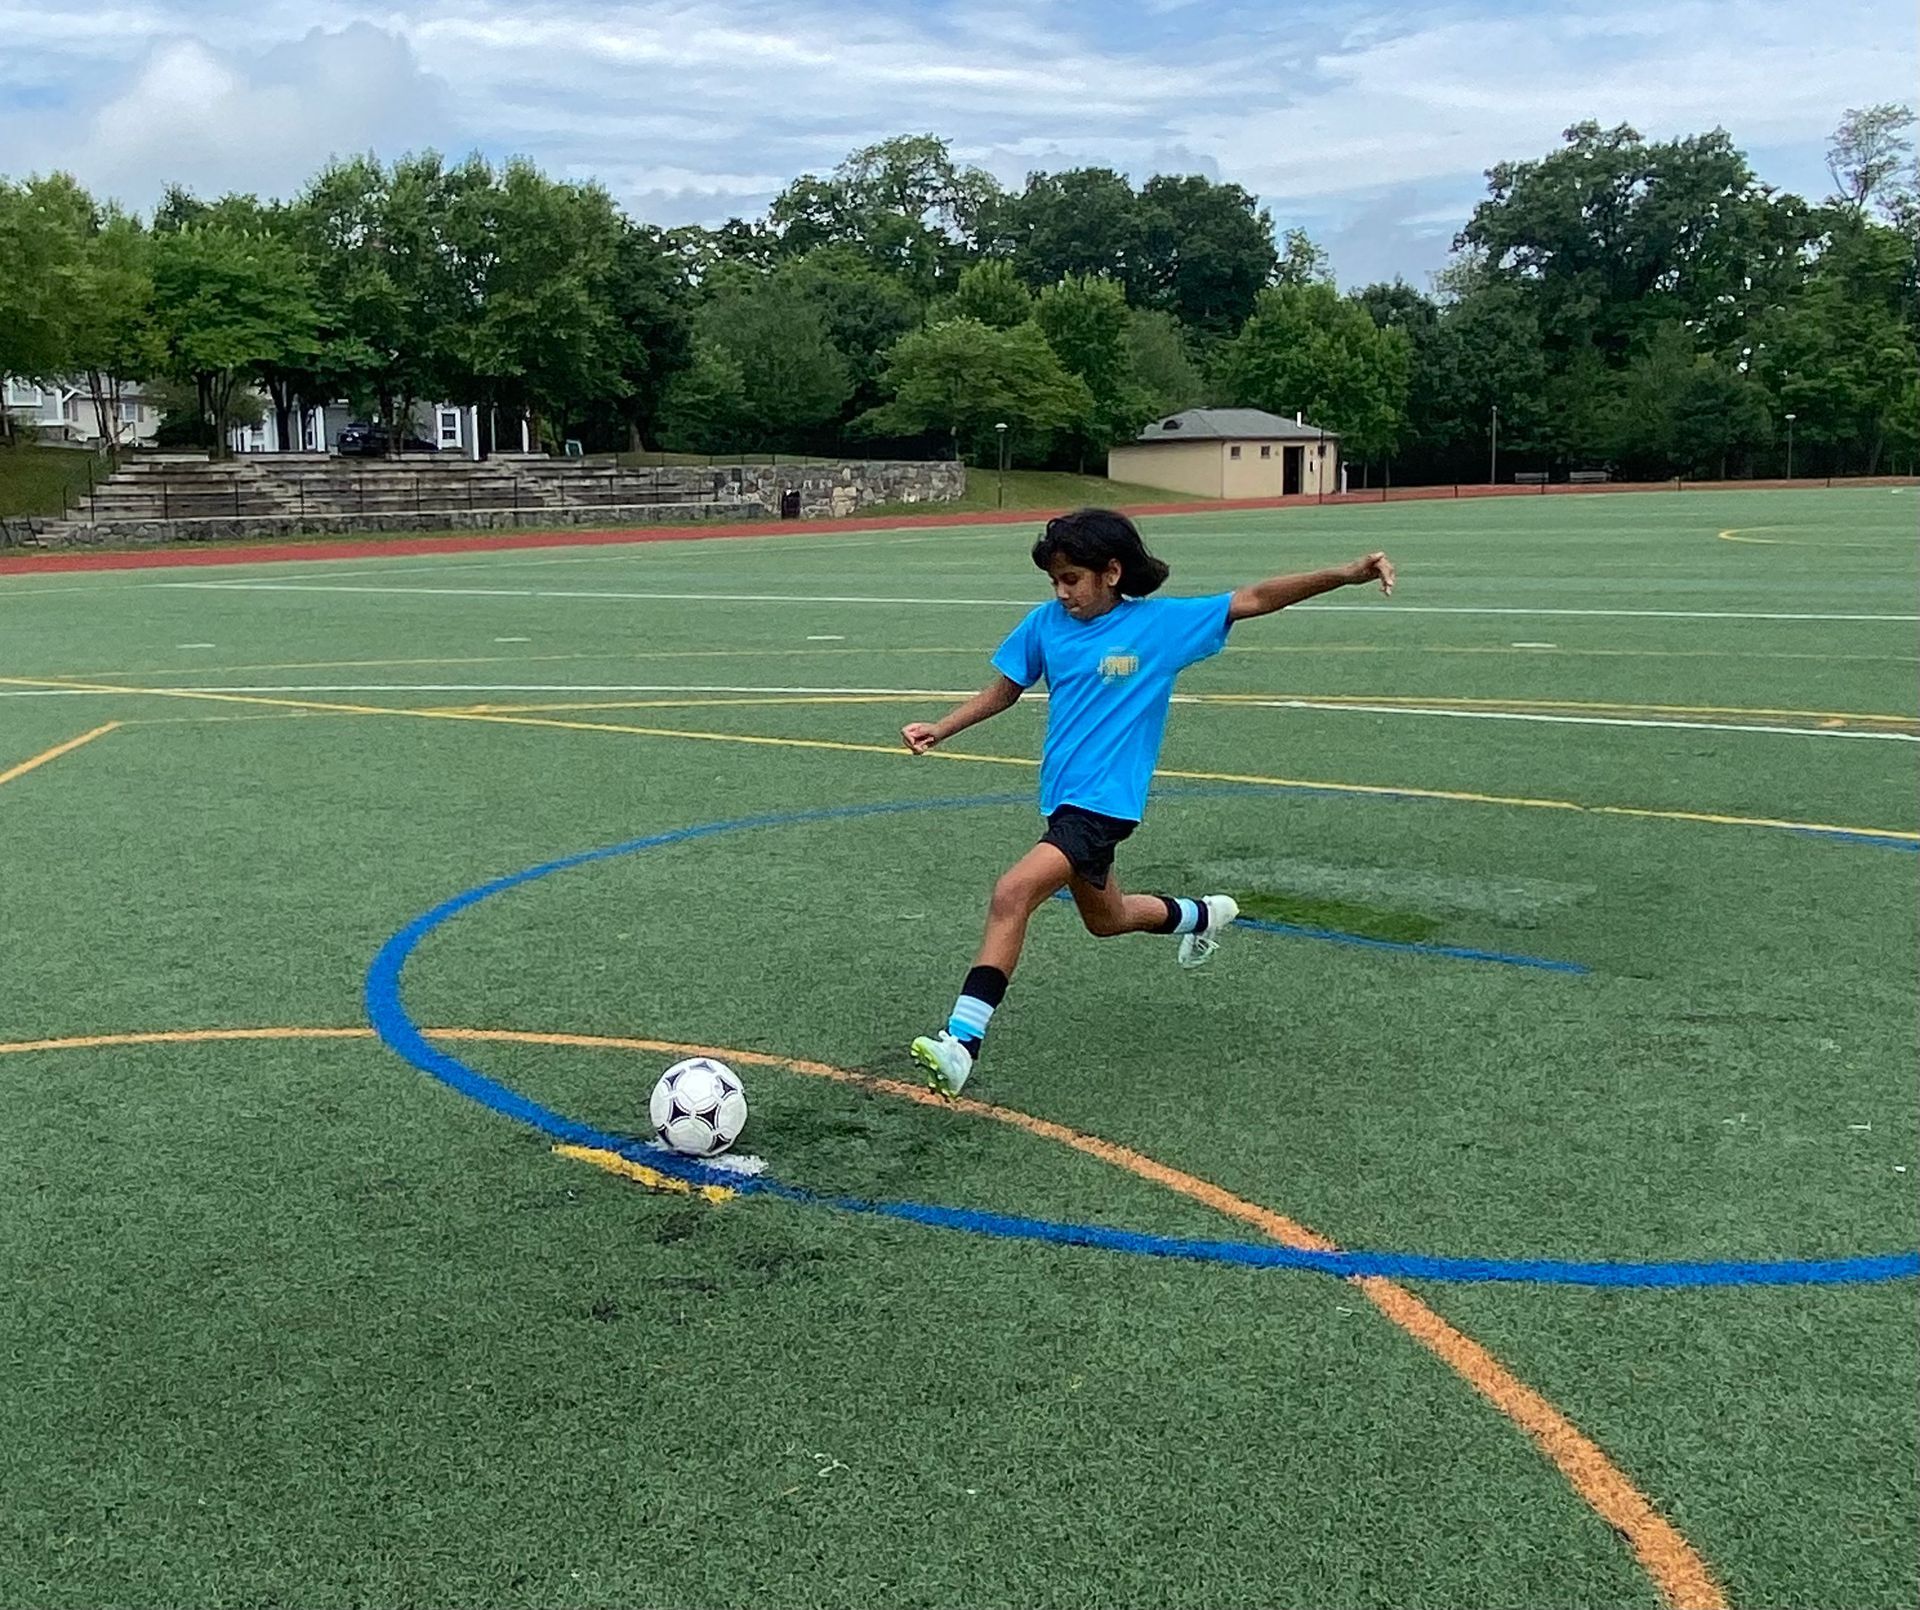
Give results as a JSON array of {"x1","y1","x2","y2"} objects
[{"x1": 1030, "y1": 508, "x2": 1170, "y2": 596}]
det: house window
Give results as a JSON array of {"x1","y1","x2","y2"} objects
[
  {"x1": 1228, "y1": 444, "x2": 1241, "y2": 459},
  {"x1": 119, "y1": 400, "x2": 139, "y2": 423},
  {"x1": 438, "y1": 408, "x2": 462, "y2": 447},
  {"x1": 4, "y1": 379, "x2": 39, "y2": 407},
  {"x1": 1260, "y1": 445, "x2": 1272, "y2": 458}
]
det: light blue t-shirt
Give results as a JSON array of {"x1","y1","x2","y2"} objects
[{"x1": 991, "y1": 592, "x2": 1234, "y2": 822}]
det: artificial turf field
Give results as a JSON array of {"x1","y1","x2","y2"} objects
[{"x1": 1, "y1": 486, "x2": 1916, "y2": 1610}]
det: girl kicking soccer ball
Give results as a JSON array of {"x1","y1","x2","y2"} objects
[{"x1": 902, "y1": 507, "x2": 1395, "y2": 1095}]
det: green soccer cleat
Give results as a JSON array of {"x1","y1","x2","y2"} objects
[
  {"x1": 1177, "y1": 895, "x2": 1240, "y2": 969},
  {"x1": 911, "y1": 1030, "x2": 974, "y2": 1097}
]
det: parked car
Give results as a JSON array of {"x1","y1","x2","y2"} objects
[{"x1": 337, "y1": 422, "x2": 439, "y2": 456}]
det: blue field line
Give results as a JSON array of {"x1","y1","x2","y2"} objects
[
  {"x1": 1791, "y1": 826, "x2": 1920, "y2": 852},
  {"x1": 1234, "y1": 915, "x2": 1588, "y2": 972},
  {"x1": 363, "y1": 791, "x2": 1917, "y2": 1291},
  {"x1": 742, "y1": 1181, "x2": 1920, "y2": 1289},
  {"x1": 1044, "y1": 890, "x2": 1588, "y2": 973}
]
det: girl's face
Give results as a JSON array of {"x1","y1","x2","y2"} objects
[{"x1": 1045, "y1": 554, "x2": 1124, "y2": 620}]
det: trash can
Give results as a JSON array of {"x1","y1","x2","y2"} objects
[{"x1": 779, "y1": 488, "x2": 801, "y2": 520}]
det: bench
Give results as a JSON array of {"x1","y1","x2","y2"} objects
[
  {"x1": 1568, "y1": 469, "x2": 1611, "y2": 484},
  {"x1": 1512, "y1": 471, "x2": 1548, "y2": 485}
]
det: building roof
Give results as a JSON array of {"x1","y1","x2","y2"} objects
[{"x1": 1133, "y1": 408, "x2": 1338, "y2": 443}]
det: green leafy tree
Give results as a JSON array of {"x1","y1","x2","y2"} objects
[
  {"x1": 592, "y1": 222, "x2": 695, "y2": 450},
  {"x1": 1126, "y1": 308, "x2": 1204, "y2": 418},
  {"x1": 1135, "y1": 175, "x2": 1279, "y2": 334},
  {"x1": 1275, "y1": 228, "x2": 1333, "y2": 287},
  {"x1": 857, "y1": 316, "x2": 1091, "y2": 463},
  {"x1": 657, "y1": 339, "x2": 750, "y2": 452},
  {"x1": 768, "y1": 135, "x2": 1000, "y2": 296},
  {"x1": 70, "y1": 210, "x2": 164, "y2": 449},
  {"x1": 981, "y1": 167, "x2": 1145, "y2": 291},
  {"x1": 442, "y1": 158, "x2": 628, "y2": 448},
  {"x1": 1218, "y1": 282, "x2": 1412, "y2": 465},
  {"x1": 0, "y1": 173, "x2": 92, "y2": 439},
  {"x1": 1669, "y1": 360, "x2": 1775, "y2": 478},
  {"x1": 299, "y1": 155, "x2": 447, "y2": 447},
  {"x1": 774, "y1": 247, "x2": 923, "y2": 415},
  {"x1": 946, "y1": 259, "x2": 1032, "y2": 329},
  {"x1": 1460, "y1": 121, "x2": 1814, "y2": 362},
  {"x1": 1754, "y1": 219, "x2": 1918, "y2": 473},
  {"x1": 692, "y1": 277, "x2": 852, "y2": 450},
  {"x1": 1034, "y1": 273, "x2": 1154, "y2": 465},
  {"x1": 1408, "y1": 271, "x2": 1550, "y2": 480},
  {"x1": 1826, "y1": 104, "x2": 1916, "y2": 220},
  {"x1": 150, "y1": 220, "x2": 318, "y2": 457}
]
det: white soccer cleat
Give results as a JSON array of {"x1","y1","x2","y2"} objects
[
  {"x1": 910, "y1": 1030, "x2": 974, "y2": 1097},
  {"x1": 1177, "y1": 895, "x2": 1240, "y2": 969}
]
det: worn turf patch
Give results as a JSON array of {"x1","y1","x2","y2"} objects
[
  {"x1": 1230, "y1": 889, "x2": 1444, "y2": 942},
  {"x1": 1185, "y1": 855, "x2": 1594, "y2": 926}
]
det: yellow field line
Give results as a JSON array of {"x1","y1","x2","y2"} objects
[
  {"x1": 0, "y1": 722, "x2": 121, "y2": 789},
  {"x1": 5, "y1": 673, "x2": 1913, "y2": 844},
  {"x1": 437, "y1": 695, "x2": 920, "y2": 715},
  {"x1": 554, "y1": 1143, "x2": 736, "y2": 1201},
  {"x1": 0, "y1": 1021, "x2": 1725, "y2": 1609},
  {"x1": 458, "y1": 689, "x2": 1919, "y2": 728}
]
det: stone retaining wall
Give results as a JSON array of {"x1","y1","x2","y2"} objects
[
  {"x1": 37, "y1": 501, "x2": 762, "y2": 547},
  {"x1": 30, "y1": 457, "x2": 965, "y2": 544}
]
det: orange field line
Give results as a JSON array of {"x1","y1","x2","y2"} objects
[{"x1": 0, "y1": 1023, "x2": 1724, "y2": 1606}]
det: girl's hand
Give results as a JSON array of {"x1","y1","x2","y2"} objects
[
  {"x1": 901, "y1": 722, "x2": 941, "y2": 755},
  {"x1": 1348, "y1": 552, "x2": 1395, "y2": 595}
]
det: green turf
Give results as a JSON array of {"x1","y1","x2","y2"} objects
[{"x1": 1, "y1": 486, "x2": 1916, "y2": 1608}]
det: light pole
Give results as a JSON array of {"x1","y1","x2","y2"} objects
[
  {"x1": 1784, "y1": 412, "x2": 1796, "y2": 480},
  {"x1": 995, "y1": 421, "x2": 1008, "y2": 508},
  {"x1": 1490, "y1": 403, "x2": 1500, "y2": 486}
]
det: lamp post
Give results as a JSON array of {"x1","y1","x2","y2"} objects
[
  {"x1": 1490, "y1": 403, "x2": 1500, "y2": 486},
  {"x1": 1784, "y1": 412, "x2": 1796, "y2": 480},
  {"x1": 995, "y1": 421, "x2": 1008, "y2": 508}
]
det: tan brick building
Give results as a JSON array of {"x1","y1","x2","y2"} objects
[{"x1": 1108, "y1": 407, "x2": 1339, "y2": 499}]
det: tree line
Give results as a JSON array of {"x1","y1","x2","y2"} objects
[{"x1": 1, "y1": 109, "x2": 1914, "y2": 479}]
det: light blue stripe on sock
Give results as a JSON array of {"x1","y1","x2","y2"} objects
[
  {"x1": 1172, "y1": 897, "x2": 1201, "y2": 935},
  {"x1": 949, "y1": 994, "x2": 995, "y2": 1039}
]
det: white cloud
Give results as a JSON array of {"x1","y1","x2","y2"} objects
[
  {"x1": 2, "y1": 0, "x2": 1912, "y2": 277},
  {"x1": 1203, "y1": 0, "x2": 1917, "y2": 205},
  {"x1": 9, "y1": 23, "x2": 452, "y2": 203}
]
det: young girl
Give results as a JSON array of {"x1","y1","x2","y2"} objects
[{"x1": 902, "y1": 508, "x2": 1395, "y2": 1095}]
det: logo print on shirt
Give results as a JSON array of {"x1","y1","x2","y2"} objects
[{"x1": 1099, "y1": 652, "x2": 1139, "y2": 684}]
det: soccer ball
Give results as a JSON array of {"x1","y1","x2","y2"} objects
[{"x1": 649, "y1": 1057, "x2": 748, "y2": 1157}]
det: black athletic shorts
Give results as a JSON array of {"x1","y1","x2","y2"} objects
[{"x1": 1040, "y1": 804, "x2": 1137, "y2": 890}]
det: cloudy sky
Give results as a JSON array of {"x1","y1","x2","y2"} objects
[{"x1": 3, "y1": 0, "x2": 1914, "y2": 288}]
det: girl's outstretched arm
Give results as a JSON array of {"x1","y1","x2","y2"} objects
[
  {"x1": 1228, "y1": 552, "x2": 1395, "y2": 622},
  {"x1": 902, "y1": 674, "x2": 1026, "y2": 754}
]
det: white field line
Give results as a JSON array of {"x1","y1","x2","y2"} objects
[
  {"x1": 1244, "y1": 699, "x2": 1920, "y2": 742},
  {"x1": 8, "y1": 679, "x2": 1916, "y2": 741},
  {"x1": 150, "y1": 579, "x2": 1920, "y2": 622}
]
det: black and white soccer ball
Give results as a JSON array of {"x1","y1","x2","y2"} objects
[{"x1": 649, "y1": 1057, "x2": 748, "y2": 1157}]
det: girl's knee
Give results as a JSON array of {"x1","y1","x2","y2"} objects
[{"x1": 989, "y1": 870, "x2": 1042, "y2": 920}]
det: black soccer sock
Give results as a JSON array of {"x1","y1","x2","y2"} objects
[{"x1": 1151, "y1": 897, "x2": 1205, "y2": 935}]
